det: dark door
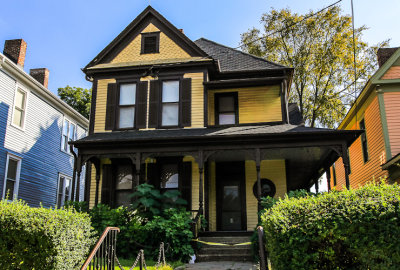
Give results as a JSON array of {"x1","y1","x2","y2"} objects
[{"x1": 216, "y1": 162, "x2": 246, "y2": 231}]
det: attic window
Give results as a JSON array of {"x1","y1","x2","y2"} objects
[{"x1": 141, "y1": 32, "x2": 160, "y2": 54}]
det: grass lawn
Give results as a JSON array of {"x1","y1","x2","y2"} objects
[{"x1": 115, "y1": 258, "x2": 185, "y2": 269}]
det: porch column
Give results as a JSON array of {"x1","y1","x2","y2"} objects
[
  {"x1": 198, "y1": 150, "x2": 204, "y2": 215},
  {"x1": 135, "y1": 152, "x2": 141, "y2": 189},
  {"x1": 70, "y1": 144, "x2": 77, "y2": 201},
  {"x1": 326, "y1": 167, "x2": 331, "y2": 192},
  {"x1": 315, "y1": 179, "x2": 319, "y2": 194},
  {"x1": 76, "y1": 168, "x2": 81, "y2": 201},
  {"x1": 93, "y1": 160, "x2": 101, "y2": 206},
  {"x1": 341, "y1": 143, "x2": 351, "y2": 189},
  {"x1": 255, "y1": 148, "x2": 262, "y2": 211}
]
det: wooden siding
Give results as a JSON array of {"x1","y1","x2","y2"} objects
[
  {"x1": 184, "y1": 73, "x2": 204, "y2": 128},
  {"x1": 207, "y1": 85, "x2": 282, "y2": 125},
  {"x1": 384, "y1": 92, "x2": 400, "y2": 156},
  {"x1": 330, "y1": 97, "x2": 388, "y2": 190},
  {"x1": 94, "y1": 79, "x2": 115, "y2": 133},
  {"x1": 207, "y1": 159, "x2": 286, "y2": 231},
  {"x1": 0, "y1": 69, "x2": 87, "y2": 207},
  {"x1": 381, "y1": 66, "x2": 400, "y2": 80},
  {"x1": 111, "y1": 23, "x2": 191, "y2": 63}
]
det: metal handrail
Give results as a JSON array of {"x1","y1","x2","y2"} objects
[{"x1": 81, "y1": 227, "x2": 120, "y2": 270}]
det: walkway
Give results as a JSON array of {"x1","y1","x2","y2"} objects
[{"x1": 182, "y1": 261, "x2": 258, "y2": 270}]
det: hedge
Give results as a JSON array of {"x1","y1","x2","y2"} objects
[
  {"x1": 261, "y1": 182, "x2": 400, "y2": 270},
  {"x1": 0, "y1": 200, "x2": 95, "y2": 270}
]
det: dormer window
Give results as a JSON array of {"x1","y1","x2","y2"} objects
[
  {"x1": 215, "y1": 92, "x2": 238, "y2": 125},
  {"x1": 141, "y1": 32, "x2": 160, "y2": 54}
]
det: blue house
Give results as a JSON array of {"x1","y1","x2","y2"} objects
[{"x1": 0, "y1": 39, "x2": 89, "y2": 207}]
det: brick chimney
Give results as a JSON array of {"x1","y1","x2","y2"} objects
[
  {"x1": 30, "y1": 68, "x2": 49, "y2": 88},
  {"x1": 3, "y1": 39, "x2": 27, "y2": 68},
  {"x1": 377, "y1": 47, "x2": 399, "y2": 67}
]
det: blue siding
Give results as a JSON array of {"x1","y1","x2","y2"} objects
[{"x1": 0, "y1": 68, "x2": 87, "y2": 207}]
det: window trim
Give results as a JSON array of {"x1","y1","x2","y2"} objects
[
  {"x1": 56, "y1": 173, "x2": 72, "y2": 208},
  {"x1": 116, "y1": 82, "x2": 138, "y2": 130},
  {"x1": 359, "y1": 118, "x2": 370, "y2": 163},
  {"x1": 11, "y1": 84, "x2": 29, "y2": 131},
  {"x1": 214, "y1": 92, "x2": 239, "y2": 126},
  {"x1": 159, "y1": 78, "x2": 182, "y2": 129},
  {"x1": 140, "y1": 32, "x2": 160, "y2": 54},
  {"x1": 60, "y1": 117, "x2": 77, "y2": 154},
  {"x1": 2, "y1": 153, "x2": 22, "y2": 200}
]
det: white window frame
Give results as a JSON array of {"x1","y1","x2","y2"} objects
[
  {"x1": 61, "y1": 117, "x2": 76, "y2": 154},
  {"x1": 11, "y1": 84, "x2": 29, "y2": 131},
  {"x1": 2, "y1": 153, "x2": 22, "y2": 200},
  {"x1": 56, "y1": 173, "x2": 72, "y2": 207}
]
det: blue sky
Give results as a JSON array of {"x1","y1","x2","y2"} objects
[{"x1": 1, "y1": 0, "x2": 399, "y2": 94}]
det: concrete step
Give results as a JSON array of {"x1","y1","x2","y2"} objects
[
  {"x1": 198, "y1": 236, "x2": 251, "y2": 244},
  {"x1": 196, "y1": 254, "x2": 253, "y2": 262},
  {"x1": 197, "y1": 247, "x2": 252, "y2": 255}
]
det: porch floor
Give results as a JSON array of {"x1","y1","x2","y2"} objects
[{"x1": 182, "y1": 261, "x2": 258, "y2": 270}]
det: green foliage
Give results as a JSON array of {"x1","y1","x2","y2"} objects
[
  {"x1": 241, "y1": 6, "x2": 389, "y2": 128},
  {"x1": 58, "y1": 85, "x2": 91, "y2": 119},
  {"x1": 0, "y1": 199, "x2": 95, "y2": 270},
  {"x1": 261, "y1": 182, "x2": 400, "y2": 270},
  {"x1": 130, "y1": 184, "x2": 187, "y2": 219},
  {"x1": 64, "y1": 200, "x2": 89, "y2": 212}
]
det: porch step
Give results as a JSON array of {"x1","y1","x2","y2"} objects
[{"x1": 195, "y1": 235, "x2": 253, "y2": 263}]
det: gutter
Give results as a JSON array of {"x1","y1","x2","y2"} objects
[{"x1": 0, "y1": 53, "x2": 89, "y2": 128}]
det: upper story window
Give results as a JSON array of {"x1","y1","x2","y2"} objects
[
  {"x1": 215, "y1": 92, "x2": 238, "y2": 125},
  {"x1": 118, "y1": 83, "x2": 136, "y2": 129},
  {"x1": 2, "y1": 153, "x2": 22, "y2": 200},
  {"x1": 12, "y1": 88, "x2": 27, "y2": 129},
  {"x1": 61, "y1": 119, "x2": 76, "y2": 153},
  {"x1": 162, "y1": 81, "x2": 180, "y2": 127},
  {"x1": 359, "y1": 119, "x2": 369, "y2": 163},
  {"x1": 57, "y1": 174, "x2": 72, "y2": 207},
  {"x1": 141, "y1": 32, "x2": 160, "y2": 54}
]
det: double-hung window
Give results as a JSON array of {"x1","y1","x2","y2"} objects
[
  {"x1": 161, "y1": 81, "x2": 179, "y2": 127},
  {"x1": 12, "y1": 88, "x2": 27, "y2": 129},
  {"x1": 2, "y1": 154, "x2": 22, "y2": 200},
  {"x1": 118, "y1": 83, "x2": 136, "y2": 129},
  {"x1": 359, "y1": 119, "x2": 369, "y2": 162},
  {"x1": 61, "y1": 119, "x2": 76, "y2": 153},
  {"x1": 215, "y1": 93, "x2": 238, "y2": 125},
  {"x1": 56, "y1": 174, "x2": 72, "y2": 207}
]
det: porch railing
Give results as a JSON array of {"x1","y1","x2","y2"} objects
[
  {"x1": 190, "y1": 208, "x2": 203, "y2": 239},
  {"x1": 81, "y1": 227, "x2": 120, "y2": 270}
]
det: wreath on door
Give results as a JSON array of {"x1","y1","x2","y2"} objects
[{"x1": 253, "y1": 178, "x2": 276, "y2": 198}]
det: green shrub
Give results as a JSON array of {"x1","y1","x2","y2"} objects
[
  {"x1": 261, "y1": 182, "x2": 400, "y2": 270},
  {"x1": 0, "y1": 200, "x2": 95, "y2": 270}
]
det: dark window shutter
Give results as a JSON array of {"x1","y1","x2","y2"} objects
[
  {"x1": 101, "y1": 164, "x2": 113, "y2": 206},
  {"x1": 146, "y1": 163, "x2": 159, "y2": 188},
  {"x1": 179, "y1": 161, "x2": 192, "y2": 210},
  {"x1": 136, "y1": 81, "x2": 148, "y2": 129},
  {"x1": 181, "y1": 78, "x2": 192, "y2": 127},
  {"x1": 148, "y1": 80, "x2": 161, "y2": 128},
  {"x1": 105, "y1": 83, "x2": 118, "y2": 130}
]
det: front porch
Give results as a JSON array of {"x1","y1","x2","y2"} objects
[{"x1": 71, "y1": 125, "x2": 362, "y2": 233}]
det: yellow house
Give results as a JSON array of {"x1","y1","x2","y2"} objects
[{"x1": 71, "y1": 6, "x2": 361, "y2": 236}]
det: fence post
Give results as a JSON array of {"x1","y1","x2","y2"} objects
[{"x1": 258, "y1": 226, "x2": 267, "y2": 270}]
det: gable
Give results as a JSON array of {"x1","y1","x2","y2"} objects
[
  {"x1": 381, "y1": 66, "x2": 400, "y2": 80},
  {"x1": 111, "y1": 23, "x2": 191, "y2": 64},
  {"x1": 84, "y1": 6, "x2": 207, "y2": 70}
]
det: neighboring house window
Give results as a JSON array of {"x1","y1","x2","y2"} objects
[
  {"x1": 215, "y1": 92, "x2": 238, "y2": 125},
  {"x1": 118, "y1": 83, "x2": 136, "y2": 129},
  {"x1": 2, "y1": 154, "x2": 22, "y2": 200},
  {"x1": 359, "y1": 119, "x2": 369, "y2": 162},
  {"x1": 12, "y1": 88, "x2": 27, "y2": 128},
  {"x1": 61, "y1": 119, "x2": 76, "y2": 153},
  {"x1": 141, "y1": 32, "x2": 160, "y2": 54},
  {"x1": 161, "y1": 81, "x2": 179, "y2": 127},
  {"x1": 332, "y1": 163, "x2": 337, "y2": 186},
  {"x1": 57, "y1": 174, "x2": 72, "y2": 207}
]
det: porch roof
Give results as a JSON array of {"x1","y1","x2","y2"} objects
[{"x1": 72, "y1": 124, "x2": 361, "y2": 146}]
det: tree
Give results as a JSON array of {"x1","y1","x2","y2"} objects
[
  {"x1": 241, "y1": 6, "x2": 388, "y2": 128},
  {"x1": 58, "y1": 86, "x2": 91, "y2": 119}
]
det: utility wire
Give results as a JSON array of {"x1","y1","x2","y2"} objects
[
  {"x1": 236, "y1": 0, "x2": 343, "y2": 50},
  {"x1": 350, "y1": 0, "x2": 359, "y2": 127}
]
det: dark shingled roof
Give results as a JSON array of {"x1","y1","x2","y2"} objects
[
  {"x1": 73, "y1": 124, "x2": 360, "y2": 145},
  {"x1": 377, "y1": 47, "x2": 399, "y2": 67},
  {"x1": 194, "y1": 38, "x2": 288, "y2": 72},
  {"x1": 288, "y1": 103, "x2": 304, "y2": 125}
]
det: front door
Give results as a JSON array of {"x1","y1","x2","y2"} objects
[{"x1": 216, "y1": 162, "x2": 246, "y2": 231}]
